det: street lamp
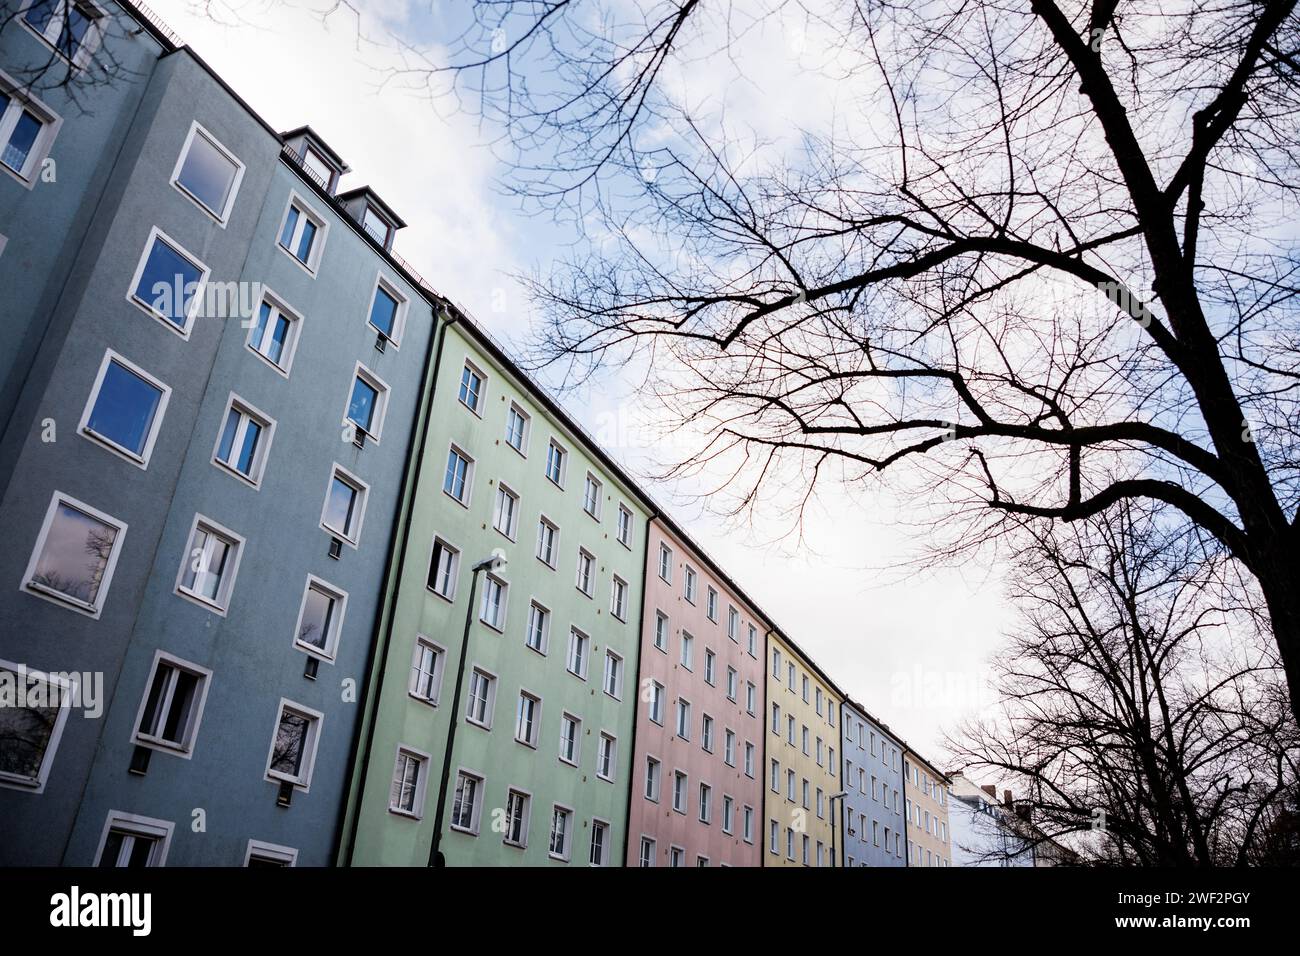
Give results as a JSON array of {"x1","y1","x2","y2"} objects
[
  {"x1": 428, "y1": 551, "x2": 507, "y2": 867},
  {"x1": 828, "y1": 791, "x2": 848, "y2": 868}
]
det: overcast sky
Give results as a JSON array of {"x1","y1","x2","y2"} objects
[{"x1": 159, "y1": 0, "x2": 1015, "y2": 762}]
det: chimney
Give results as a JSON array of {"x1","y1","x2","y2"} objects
[
  {"x1": 981, "y1": 784, "x2": 997, "y2": 799},
  {"x1": 1003, "y1": 789, "x2": 1013, "y2": 807}
]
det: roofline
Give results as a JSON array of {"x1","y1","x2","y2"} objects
[{"x1": 279, "y1": 125, "x2": 352, "y2": 171}]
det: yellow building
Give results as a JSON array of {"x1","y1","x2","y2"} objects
[
  {"x1": 764, "y1": 631, "x2": 843, "y2": 867},
  {"x1": 904, "y1": 749, "x2": 951, "y2": 866}
]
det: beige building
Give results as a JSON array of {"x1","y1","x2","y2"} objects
[{"x1": 904, "y1": 750, "x2": 951, "y2": 866}]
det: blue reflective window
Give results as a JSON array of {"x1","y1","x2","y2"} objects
[
  {"x1": 216, "y1": 407, "x2": 262, "y2": 477},
  {"x1": 369, "y1": 286, "x2": 399, "y2": 338},
  {"x1": 279, "y1": 206, "x2": 300, "y2": 248},
  {"x1": 85, "y1": 359, "x2": 164, "y2": 458},
  {"x1": 133, "y1": 235, "x2": 203, "y2": 328},
  {"x1": 249, "y1": 301, "x2": 293, "y2": 368},
  {"x1": 2, "y1": 107, "x2": 43, "y2": 175},
  {"x1": 348, "y1": 377, "x2": 378, "y2": 433},
  {"x1": 176, "y1": 130, "x2": 239, "y2": 218}
]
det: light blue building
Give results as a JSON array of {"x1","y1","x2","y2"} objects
[{"x1": 840, "y1": 698, "x2": 907, "y2": 866}]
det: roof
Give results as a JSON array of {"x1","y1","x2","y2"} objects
[
  {"x1": 279, "y1": 125, "x2": 352, "y2": 172},
  {"x1": 337, "y1": 185, "x2": 408, "y2": 229}
]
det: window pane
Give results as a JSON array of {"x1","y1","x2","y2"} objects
[
  {"x1": 348, "y1": 378, "x2": 378, "y2": 432},
  {"x1": 2, "y1": 110, "x2": 42, "y2": 175},
  {"x1": 323, "y1": 476, "x2": 357, "y2": 536},
  {"x1": 23, "y1": 0, "x2": 58, "y2": 35},
  {"x1": 177, "y1": 132, "x2": 238, "y2": 216},
  {"x1": 134, "y1": 238, "x2": 202, "y2": 327},
  {"x1": 370, "y1": 287, "x2": 398, "y2": 337},
  {"x1": 279, "y1": 206, "x2": 300, "y2": 248},
  {"x1": 298, "y1": 588, "x2": 334, "y2": 650},
  {"x1": 271, "y1": 711, "x2": 308, "y2": 776},
  {"x1": 295, "y1": 219, "x2": 317, "y2": 262},
  {"x1": 30, "y1": 503, "x2": 117, "y2": 606},
  {"x1": 86, "y1": 360, "x2": 163, "y2": 456},
  {"x1": 0, "y1": 669, "x2": 58, "y2": 783}
]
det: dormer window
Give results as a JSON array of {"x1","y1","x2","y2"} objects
[
  {"x1": 279, "y1": 126, "x2": 349, "y2": 195},
  {"x1": 301, "y1": 146, "x2": 336, "y2": 191},
  {"x1": 337, "y1": 187, "x2": 405, "y2": 252},
  {"x1": 362, "y1": 204, "x2": 391, "y2": 247}
]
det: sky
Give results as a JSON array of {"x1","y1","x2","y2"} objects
[{"x1": 156, "y1": 0, "x2": 1016, "y2": 762}]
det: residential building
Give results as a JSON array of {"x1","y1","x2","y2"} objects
[
  {"x1": 627, "y1": 518, "x2": 767, "y2": 866},
  {"x1": 0, "y1": 1, "x2": 432, "y2": 865},
  {"x1": 339, "y1": 315, "x2": 651, "y2": 867},
  {"x1": 765, "y1": 631, "x2": 842, "y2": 867},
  {"x1": 948, "y1": 772, "x2": 1076, "y2": 867},
  {"x1": 840, "y1": 698, "x2": 906, "y2": 866},
  {"x1": 904, "y1": 749, "x2": 951, "y2": 867}
]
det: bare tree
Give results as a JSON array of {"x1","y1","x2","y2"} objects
[
  {"x1": 401, "y1": 2, "x2": 1300, "y2": 723},
  {"x1": 949, "y1": 505, "x2": 1299, "y2": 866}
]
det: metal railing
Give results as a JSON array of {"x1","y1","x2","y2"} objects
[{"x1": 121, "y1": 0, "x2": 184, "y2": 49}]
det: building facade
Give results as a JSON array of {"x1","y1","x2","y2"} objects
[
  {"x1": 840, "y1": 699, "x2": 906, "y2": 866},
  {"x1": 765, "y1": 631, "x2": 842, "y2": 867},
  {"x1": 340, "y1": 317, "x2": 650, "y2": 867},
  {"x1": 904, "y1": 750, "x2": 951, "y2": 867},
  {"x1": 626, "y1": 518, "x2": 767, "y2": 866},
  {"x1": 0, "y1": 1, "x2": 433, "y2": 865},
  {"x1": 948, "y1": 772, "x2": 1076, "y2": 866}
]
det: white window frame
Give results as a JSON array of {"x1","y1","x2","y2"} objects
[
  {"x1": 616, "y1": 505, "x2": 632, "y2": 548},
  {"x1": 408, "y1": 634, "x2": 446, "y2": 706},
  {"x1": 575, "y1": 547, "x2": 595, "y2": 597},
  {"x1": 21, "y1": 491, "x2": 126, "y2": 619},
  {"x1": 93, "y1": 811, "x2": 173, "y2": 867},
  {"x1": 126, "y1": 226, "x2": 210, "y2": 339},
  {"x1": 292, "y1": 574, "x2": 348, "y2": 663},
  {"x1": 0, "y1": 659, "x2": 75, "y2": 793},
  {"x1": 443, "y1": 443, "x2": 475, "y2": 508},
  {"x1": 465, "y1": 666, "x2": 497, "y2": 730},
  {"x1": 173, "y1": 513, "x2": 245, "y2": 616},
  {"x1": 548, "y1": 803, "x2": 574, "y2": 862},
  {"x1": 524, "y1": 599, "x2": 550, "y2": 656},
  {"x1": 544, "y1": 438, "x2": 567, "y2": 488},
  {"x1": 264, "y1": 698, "x2": 324, "y2": 791},
  {"x1": 276, "y1": 189, "x2": 329, "y2": 275},
  {"x1": 583, "y1": 472, "x2": 603, "y2": 520},
  {"x1": 589, "y1": 817, "x2": 610, "y2": 867},
  {"x1": 244, "y1": 287, "x2": 303, "y2": 378},
  {"x1": 492, "y1": 482, "x2": 520, "y2": 541},
  {"x1": 657, "y1": 543, "x2": 673, "y2": 583},
  {"x1": 210, "y1": 392, "x2": 276, "y2": 489},
  {"x1": 344, "y1": 362, "x2": 391, "y2": 443},
  {"x1": 502, "y1": 786, "x2": 532, "y2": 849},
  {"x1": 478, "y1": 572, "x2": 508, "y2": 632},
  {"x1": 609, "y1": 574, "x2": 628, "y2": 621},
  {"x1": 450, "y1": 766, "x2": 486, "y2": 835},
  {"x1": 457, "y1": 357, "x2": 487, "y2": 415},
  {"x1": 170, "y1": 120, "x2": 246, "y2": 226},
  {"x1": 129, "y1": 649, "x2": 213, "y2": 759},
  {"x1": 77, "y1": 348, "x2": 171, "y2": 469},
  {"x1": 566, "y1": 627, "x2": 590, "y2": 681},
  {"x1": 558, "y1": 712, "x2": 582, "y2": 767},
  {"x1": 244, "y1": 840, "x2": 298, "y2": 866},
  {"x1": 0, "y1": 66, "x2": 62, "y2": 187},
  {"x1": 602, "y1": 649, "x2": 623, "y2": 700},
  {"x1": 505, "y1": 401, "x2": 531, "y2": 457},
  {"x1": 426, "y1": 534, "x2": 460, "y2": 602},
  {"x1": 654, "y1": 611, "x2": 669, "y2": 652},
  {"x1": 535, "y1": 515, "x2": 559, "y2": 568},
  {"x1": 387, "y1": 744, "x2": 431, "y2": 820},
  {"x1": 596, "y1": 732, "x2": 617, "y2": 783},
  {"x1": 367, "y1": 272, "x2": 408, "y2": 347},
  {"x1": 320, "y1": 462, "x2": 369, "y2": 547}
]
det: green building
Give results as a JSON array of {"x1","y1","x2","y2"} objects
[{"x1": 339, "y1": 314, "x2": 651, "y2": 866}]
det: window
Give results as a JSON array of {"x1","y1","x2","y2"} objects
[
  {"x1": 321, "y1": 464, "x2": 368, "y2": 546},
  {"x1": 458, "y1": 361, "x2": 485, "y2": 414},
  {"x1": 672, "y1": 771, "x2": 688, "y2": 813},
  {"x1": 787, "y1": 715, "x2": 795, "y2": 745},
  {"x1": 602, "y1": 650, "x2": 623, "y2": 700},
  {"x1": 726, "y1": 666, "x2": 738, "y2": 701},
  {"x1": 525, "y1": 601, "x2": 550, "y2": 655},
  {"x1": 770, "y1": 820, "x2": 779, "y2": 854},
  {"x1": 451, "y1": 770, "x2": 484, "y2": 834},
  {"x1": 802, "y1": 675, "x2": 810, "y2": 703},
  {"x1": 277, "y1": 192, "x2": 327, "y2": 273},
  {"x1": 704, "y1": 648, "x2": 716, "y2": 685},
  {"x1": 699, "y1": 783, "x2": 712, "y2": 824},
  {"x1": 706, "y1": 587, "x2": 718, "y2": 621},
  {"x1": 245, "y1": 841, "x2": 298, "y2": 867},
  {"x1": 583, "y1": 473, "x2": 602, "y2": 519},
  {"x1": 246, "y1": 292, "x2": 302, "y2": 376},
  {"x1": 670, "y1": 847, "x2": 685, "y2": 867},
  {"x1": 21, "y1": 0, "x2": 104, "y2": 66},
  {"x1": 701, "y1": 714, "x2": 715, "y2": 752},
  {"x1": 0, "y1": 70, "x2": 59, "y2": 183},
  {"x1": 79, "y1": 350, "x2": 170, "y2": 467},
  {"x1": 132, "y1": 652, "x2": 210, "y2": 758},
  {"x1": 212, "y1": 394, "x2": 274, "y2": 487},
  {"x1": 575, "y1": 548, "x2": 594, "y2": 596},
  {"x1": 787, "y1": 662, "x2": 795, "y2": 690},
  {"x1": 361, "y1": 203, "x2": 392, "y2": 246},
  {"x1": 675, "y1": 698, "x2": 691, "y2": 741},
  {"x1": 786, "y1": 769, "x2": 795, "y2": 801},
  {"x1": 772, "y1": 703, "x2": 780, "y2": 735},
  {"x1": 409, "y1": 636, "x2": 444, "y2": 705},
  {"x1": 654, "y1": 611, "x2": 669, "y2": 652},
  {"x1": 722, "y1": 795, "x2": 734, "y2": 833},
  {"x1": 644, "y1": 757, "x2": 661, "y2": 801},
  {"x1": 95, "y1": 812, "x2": 172, "y2": 868},
  {"x1": 657, "y1": 543, "x2": 672, "y2": 583},
  {"x1": 802, "y1": 725, "x2": 810, "y2": 755},
  {"x1": 176, "y1": 515, "x2": 243, "y2": 614},
  {"x1": 684, "y1": 566, "x2": 697, "y2": 603},
  {"x1": 680, "y1": 632, "x2": 694, "y2": 671},
  {"x1": 535, "y1": 517, "x2": 558, "y2": 568},
  {"x1": 300, "y1": 144, "x2": 336, "y2": 189},
  {"x1": 368, "y1": 278, "x2": 406, "y2": 345},
  {"x1": 787, "y1": 828, "x2": 795, "y2": 861},
  {"x1": 266, "y1": 699, "x2": 322, "y2": 790},
  {"x1": 589, "y1": 819, "x2": 609, "y2": 866},
  {"x1": 728, "y1": 606, "x2": 739, "y2": 641},
  {"x1": 616, "y1": 505, "x2": 632, "y2": 547},
  {"x1": 128, "y1": 228, "x2": 208, "y2": 335},
  {"x1": 443, "y1": 446, "x2": 474, "y2": 505},
  {"x1": 648, "y1": 681, "x2": 664, "y2": 724},
  {"x1": 815, "y1": 687, "x2": 823, "y2": 715},
  {"x1": 748, "y1": 624, "x2": 757, "y2": 658},
  {"x1": 802, "y1": 779, "x2": 810, "y2": 809},
  {"x1": 549, "y1": 806, "x2": 573, "y2": 861},
  {"x1": 466, "y1": 668, "x2": 496, "y2": 728},
  {"x1": 744, "y1": 742, "x2": 755, "y2": 777},
  {"x1": 772, "y1": 648, "x2": 781, "y2": 677},
  {"x1": 505, "y1": 402, "x2": 530, "y2": 454},
  {"x1": 545, "y1": 439, "x2": 567, "y2": 486},
  {"x1": 427, "y1": 537, "x2": 459, "y2": 600},
  {"x1": 0, "y1": 661, "x2": 74, "y2": 793},
  {"x1": 493, "y1": 484, "x2": 520, "y2": 540},
  {"x1": 597, "y1": 733, "x2": 616, "y2": 782},
  {"x1": 503, "y1": 789, "x2": 530, "y2": 848},
  {"x1": 479, "y1": 573, "x2": 507, "y2": 631},
  {"x1": 345, "y1": 365, "x2": 389, "y2": 442},
  {"x1": 746, "y1": 681, "x2": 756, "y2": 715},
  {"x1": 610, "y1": 575, "x2": 628, "y2": 621},
  {"x1": 639, "y1": 837, "x2": 656, "y2": 867},
  {"x1": 171, "y1": 121, "x2": 244, "y2": 223},
  {"x1": 388, "y1": 747, "x2": 429, "y2": 818},
  {"x1": 770, "y1": 760, "x2": 780, "y2": 792},
  {"x1": 566, "y1": 628, "x2": 589, "y2": 680},
  {"x1": 515, "y1": 691, "x2": 541, "y2": 747},
  {"x1": 558, "y1": 713, "x2": 581, "y2": 766},
  {"x1": 724, "y1": 729, "x2": 736, "y2": 766},
  {"x1": 743, "y1": 806, "x2": 754, "y2": 843}
]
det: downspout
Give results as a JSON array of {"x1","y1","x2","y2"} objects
[
  {"x1": 901, "y1": 752, "x2": 910, "y2": 868},
  {"x1": 336, "y1": 301, "x2": 455, "y2": 864},
  {"x1": 619, "y1": 508, "x2": 657, "y2": 866}
]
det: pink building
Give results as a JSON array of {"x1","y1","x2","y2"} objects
[{"x1": 627, "y1": 518, "x2": 768, "y2": 866}]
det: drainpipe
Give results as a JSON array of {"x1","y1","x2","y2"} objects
[{"x1": 619, "y1": 508, "x2": 657, "y2": 866}]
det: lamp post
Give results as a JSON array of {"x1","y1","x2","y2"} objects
[
  {"x1": 428, "y1": 551, "x2": 506, "y2": 867},
  {"x1": 829, "y1": 791, "x2": 848, "y2": 868}
]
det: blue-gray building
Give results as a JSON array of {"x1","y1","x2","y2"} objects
[
  {"x1": 0, "y1": 0, "x2": 440, "y2": 865},
  {"x1": 840, "y1": 698, "x2": 907, "y2": 866}
]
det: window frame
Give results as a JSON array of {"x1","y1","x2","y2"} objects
[
  {"x1": 492, "y1": 482, "x2": 520, "y2": 541},
  {"x1": 244, "y1": 840, "x2": 298, "y2": 867},
  {"x1": 292, "y1": 574, "x2": 348, "y2": 663},
  {"x1": 77, "y1": 348, "x2": 171, "y2": 469},
  {"x1": 426, "y1": 534, "x2": 460, "y2": 602},
  {"x1": 21, "y1": 491, "x2": 127, "y2": 619},
  {"x1": 387, "y1": 743, "x2": 431, "y2": 820},
  {"x1": 442, "y1": 443, "x2": 475, "y2": 507},
  {"x1": 344, "y1": 362, "x2": 391, "y2": 444},
  {"x1": 408, "y1": 634, "x2": 446, "y2": 707},
  {"x1": 450, "y1": 766, "x2": 486, "y2": 835},
  {"x1": 93, "y1": 810, "x2": 173, "y2": 868},
  {"x1": 457, "y1": 357, "x2": 487, "y2": 415},
  {"x1": 505, "y1": 401, "x2": 531, "y2": 457},
  {"x1": 0, "y1": 65, "x2": 62, "y2": 187},
  {"x1": 173, "y1": 513, "x2": 245, "y2": 617},
  {"x1": 544, "y1": 438, "x2": 568, "y2": 488},
  {"x1": 0, "y1": 658, "x2": 75, "y2": 793},
  {"x1": 129, "y1": 649, "x2": 213, "y2": 759},
  {"x1": 244, "y1": 287, "x2": 303, "y2": 378},
  {"x1": 276, "y1": 189, "x2": 330, "y2": 275},
  {"x1": 210, "y1": 392, "x2": 276, "y2": 489},
  {"x1": 320, "y1": 462, "x2": 369, "y2": 547},
  {"x1": 264, "y1": 698, "x2": 324, "y2": 792},
  {"x1": 126, "y1": 226, "x2": 210, "y2": 338},
  {"x1": 465, "y1": 666, "x2": 497, "y2": 730},
  {"x1": 514, "y1": 689, "x2": 543, "y2": 749},
  {"x1": 367, "y1": 272, "x2": 408, "y2": 347},
  {"x1": 169, "y1": 120, "x2": 246, "y2": 226}
]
